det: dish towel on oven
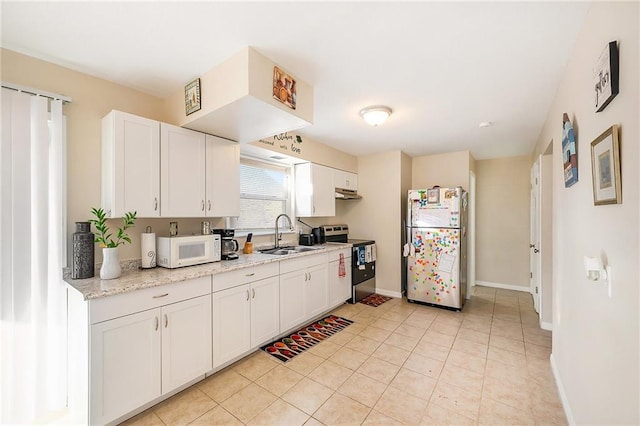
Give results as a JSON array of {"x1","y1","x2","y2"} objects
[{"x1": 338, "y1": 253, "x2": 346, "y2": 277}]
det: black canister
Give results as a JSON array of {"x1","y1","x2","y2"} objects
[{"x1": 72, "y1": 221, "x2": 95, "y2": 279}]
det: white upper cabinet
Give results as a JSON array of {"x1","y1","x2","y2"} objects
[
  {"x1": 205, "y1": 135, "x2": 240, "y2": 217},
  {"x1": 334, "y1": 170, "x2": 358, "y2": 191},
  {"x1": 295, "y1": 163, "x2": 335, "y2": 217},
  {"x1": 160, "y1": 123, "x2": 207, "y2": 217},
  {"x1": 102, "y1": 111, "x2": 160, "y2": 218}
]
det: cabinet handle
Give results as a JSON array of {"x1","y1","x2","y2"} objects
[
  {"x1": 246, "y1": 290, "x2": 250, "y2": 301},
  {"x1": 201, "y1": 200, "x2": 205, "y2": 211},
  {"x1": 155, "y1": 316, "x2": 159, "y2": 331},
  {"x1": 246, "y1": 272, "x2": 255, "y2": 277},
  {"x1": 152, "y1": 293, "x2": 169, "y2": 298},
  {"x1": 252, "y1": 288, "x2": 256, "y2": 299},
  {"x1": 208, "y1": 200, "x2": 211, "y2": 211},
  {"x1": 164, "y1": 314, "x2": 168, "y2": 328},
  {"x1": 154, "y1": 197, "x2": 158, "y2": 211}
]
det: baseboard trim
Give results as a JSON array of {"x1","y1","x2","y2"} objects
[
  {"x1": 550, "y1": 353, "x2": 575, "y2": 424},
  {"x1": 475, "y1": 280, "x2": 529, "y2": 292},
  {"x1": 540, "y1": 321, "x2": 553, "y2": 331},
  {"x1": 375, "y1": 288, "x2": 403, "y2": 299}
]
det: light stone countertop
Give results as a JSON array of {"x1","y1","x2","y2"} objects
[{"x1": 65, "y1": 243, "x2": 352, "y2": 301}]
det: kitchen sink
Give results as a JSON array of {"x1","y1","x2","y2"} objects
[{"x1": 260, "y1": 246, "x2": 322, "y2": 256}]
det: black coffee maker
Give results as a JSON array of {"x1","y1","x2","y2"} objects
[{"x1": 212, "y1": 229, "x2": 239, "y2": 260}]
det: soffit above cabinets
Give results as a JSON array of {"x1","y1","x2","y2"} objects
[{"x1": 174, "y1": 47, "x2": 313, "y2": 143}]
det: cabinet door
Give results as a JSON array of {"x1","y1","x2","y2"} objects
[
  {"x1": 344, "y1": 172, "x2": 358, "y2": 191},
  {"x1": 250, "y1": 276, "x2": 280, "y2": 347},
  {"x1": 212, "y1": 284, "x2": 251, "y2": 368},
  {"x1": 311, "y1": 164, "x2": 335, "y2": 217},
  {"x1": 160, "y1": 123, "x2": 206, "y2": 217},
  {"x1": 161, "y1": 295, "x2": 212, "y2": 394},
  {"x1": 90, "y1": 309, "x2": 161, "y2": 425},
  {"x1": 306, "y1": 264, "x2": 329, "y2": 319},
  {"x1": 205, "y1": 135, "x2": 240, "y2": 218},
  {"x1": 295, "y1": 163, "x2": 335, "y2": 217},
  {"x1": 102, "y1": 111, "x2": 160, "y2": 218},
  {"x1": 279, "y1": 270, "x2": 307, "y2": 332},
  {"x1": 329, "y1": 259, "x2": 352, "y2": 308}
]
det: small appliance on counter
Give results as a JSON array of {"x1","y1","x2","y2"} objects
[
  {"x1": 157, "y1": 234, "x2": 221, "y2": 268},
  {"x1": 299, "y1": 233, "x2": 314, "y2": 246},
  {"x1": 213, "y1": 229, "x2": 240, "y2": 260}
]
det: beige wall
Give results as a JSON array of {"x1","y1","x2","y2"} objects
[
  {"x1": 475, "y1": 156, "x2": 530, "y2": 288},
  {"x1": 336, "y1": 151, "x2": 406, "y2": 297},
  {"x1": 531, "y1": 2, "x2": 639, "y2": 423},
  {"x1": 1, "y1": 49, "x2": 221, "y2": 262},
  {"x1": 249, "y1": 133, "x2": 358, "y2": 172},
  {"x1": 412, "y1": 150, "x2": 470, "y2": 189}
]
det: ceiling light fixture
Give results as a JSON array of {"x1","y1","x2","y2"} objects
[
  {"x1": 479, "y1": 121, "x2": 493, "y2": 128},
  {"x1": 359, "y1": 105, "x2": 392, "y2": 126}
]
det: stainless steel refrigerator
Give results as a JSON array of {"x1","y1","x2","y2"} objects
[{"x1": 405, "y1": 187, "x2": 467, "y2": 310}]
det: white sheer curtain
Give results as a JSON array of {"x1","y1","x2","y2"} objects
[{"x1": 1, "y1": 88, "x2": 68, "y2": 424}]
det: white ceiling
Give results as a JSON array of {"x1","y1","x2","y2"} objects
[{"x1": 1, "y1": 1, "x2": 590, "y2": 160}]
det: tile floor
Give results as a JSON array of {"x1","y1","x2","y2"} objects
[{"x1": 122, "y1": 286, "x2": 566, "y2": 425}]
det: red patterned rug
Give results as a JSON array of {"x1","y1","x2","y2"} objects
[
  {"x1": 360, "y1": 294, "x2": 392, "y2": 307},
  {"x1": 261, "y1": 315, "x2": 353, "y2": 362}
]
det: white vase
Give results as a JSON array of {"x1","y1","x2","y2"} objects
[{"x1": 100, "y1": 247, "x2": 122, "y2": 280}]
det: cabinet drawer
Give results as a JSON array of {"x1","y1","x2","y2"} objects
[
  {"x1": 89, "y1": 276, "x2": 212, "y2": 324},
  {"x1": 327, "y1": 248, "x2": 352, "y2": 263},
  {"x1": 280, "y1": 252, "x2": 329, "y2": 275},
  {"x1": 213, "y1": 262, "x2": 279, "y2": 292}
]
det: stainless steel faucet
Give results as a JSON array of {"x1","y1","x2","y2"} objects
[{"x1": 275, "y1": 213, "x2": 294, "y2": 248}]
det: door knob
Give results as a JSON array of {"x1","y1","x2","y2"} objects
[{"x1": 534, "y1": 248, "x2": 539, "y2": 253}]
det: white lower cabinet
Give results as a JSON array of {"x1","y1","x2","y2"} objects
[
  {"x1": 87, "y1": 277, "x2": 212, "y2": 425},
  {"x1": 212, "y1": 268, "x2": 280, "y2": 369},
  {"x1": 328, "y1": 248, "x2": 352, "y2": 307},
  {"x1": 161, "y1": 295, "x2": 213, "y2": 392},
  {"x1": 90, "y1": 309, "x2": 161, "y2": 425},
  {"x1": 279, "y1": 253, "x2": 329, "y2": 333}
]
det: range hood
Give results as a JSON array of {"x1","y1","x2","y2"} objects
[{"x1": 335, "y1": 187, "x2": 362, "y2": 200}]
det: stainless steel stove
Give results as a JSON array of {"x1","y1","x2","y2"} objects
[{"x1": 321, "y1": 225, "x2": 376, "y2": 303}]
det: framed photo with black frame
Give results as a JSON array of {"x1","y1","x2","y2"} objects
[
  {"x1": 594, "y1": 41, "x2": 619, "y2": 113},
  {"x1": 590, "y1": 125, "x2": 621, "y2": 205}
]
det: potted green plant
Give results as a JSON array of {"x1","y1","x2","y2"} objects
[{"x1": 89, "y1": 207, "x2": 137, "y2": 279}]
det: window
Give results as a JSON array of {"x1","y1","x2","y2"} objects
[{"x1": 236, "y1": 158, "x2": 292, "y2": 231}]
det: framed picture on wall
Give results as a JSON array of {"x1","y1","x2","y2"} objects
[
  {"x1": 185, "y1": 78, "x2": 201, "y2": 116},
  {"x1": 594, "y1": 41, "x2": 619, "y2": 113},
  {"x1": 562, "y1": 113, "x2": 578, "y2": 187},
  {"x1": 273, "y1": 66, "x2": 297, "y2": 110},
  {"x1": 590, "y1": 125, "x2": 621, "y2": 205}
]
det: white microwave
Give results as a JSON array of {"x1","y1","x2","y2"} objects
[{"x1": 157, "y1": 235, "x2": 221, "y2": 268}]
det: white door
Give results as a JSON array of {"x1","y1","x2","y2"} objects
[
  {"x1": 305, "y1": 264, "x2": 329, "y2": 319},
  {"x1": 103, "y1": 111, "x2": 160, "y2": 217},
  {"x1": 90, "y1": 309, "x2": 161, "y2": 425},
  {"x1": 160, "y1": 123, "x2": 206, "y2": 217},
  {"x1": 161, "y1": 295, "x2": 212, "y2": 393},
  {"x1": 279, "y1": 270, "x2": 307, "y2": 332},
  {"x1": 328, "y1": 258, "x2": 351, "y2": 307},
  {"x1": 250, "y1": 276, "x2": 280, "y2": 347},
  {"x1": 212, "y1": 284, "x2": 251, "y2": 368},
  {"x1": 311, "y1": 164, "x2": 335, "y2": 216},
  {"x1": 205, "y1": 135, "x2": 240, "y2": 217},
  {"x1": 530, "y1": 159, "x2": 542, "y2": 313}
]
